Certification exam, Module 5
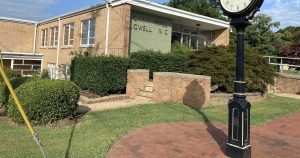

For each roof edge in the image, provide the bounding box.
[114,0,230,28]
[0,17,37,25]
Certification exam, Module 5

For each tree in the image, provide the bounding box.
[277,31,300,58]
[244,14,281,56]
[168,0,226,20]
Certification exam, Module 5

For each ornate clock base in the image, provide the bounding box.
[226,144,251,158]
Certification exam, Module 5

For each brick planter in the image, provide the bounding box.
[210,93,266,106]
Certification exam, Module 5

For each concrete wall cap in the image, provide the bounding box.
[153,72,211,79]
[277,73,300,80]
[127,69,149,72]
[211,92,263,97]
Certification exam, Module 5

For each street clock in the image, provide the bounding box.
[220,0,264,18]
[219,0,265,158]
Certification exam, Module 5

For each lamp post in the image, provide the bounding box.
[219,0,264,157]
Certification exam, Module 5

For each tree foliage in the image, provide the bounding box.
[187,46,276,92]
[276,26,300,58]
[168,0,226,20]
[244,14,281,56]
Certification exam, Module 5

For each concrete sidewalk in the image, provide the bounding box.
[77,96,156,113]
[274,93,300,100]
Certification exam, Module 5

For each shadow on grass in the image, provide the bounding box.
[65,106,91,158]
[65,119,77,158]
[192,107,227,154]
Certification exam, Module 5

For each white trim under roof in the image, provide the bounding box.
[37,0,229,29]
[0,17,37,25]
[1,52,43,60]
[112,0,230,28]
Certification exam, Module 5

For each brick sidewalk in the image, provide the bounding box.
[107,112,300,158]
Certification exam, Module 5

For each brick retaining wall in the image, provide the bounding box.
[210,93,266,106]
[126,69,150,98]
[126,69,211,108]
[276,74,300,94]
[153,72,211,108]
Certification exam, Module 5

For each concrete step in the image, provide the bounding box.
[144,85,153,92]
[138,90,153,98]
[144,81,154,92]
[145,82,153,87]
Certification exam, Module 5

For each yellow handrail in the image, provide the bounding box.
[0,50,46,158]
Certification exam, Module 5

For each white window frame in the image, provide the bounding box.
[49,27,58,47]
[171,24,213,50]
[63,23,74,47]
[41,29,48,48]
[80,18,95,47]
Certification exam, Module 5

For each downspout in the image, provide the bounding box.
[105,0,112,56]
[55,18,61,79]
[33,23,37,54]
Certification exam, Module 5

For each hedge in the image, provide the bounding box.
[0,77,29,108]
[187,45,276,92]
[71,56,130,96]
[7,80,80,125]
[0,68,24,109]
[130,51,188,78]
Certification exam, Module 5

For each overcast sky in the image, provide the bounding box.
[0,0,299,29]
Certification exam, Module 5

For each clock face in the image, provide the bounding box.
[220,0,254,13]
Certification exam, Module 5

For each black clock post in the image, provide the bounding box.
[219,0,264,158]
[226,17,252,158]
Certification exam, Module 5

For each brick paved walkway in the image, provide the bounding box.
[107,112,300,158]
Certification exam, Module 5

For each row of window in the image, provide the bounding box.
[41,18,96,48]
[171,24,213,50]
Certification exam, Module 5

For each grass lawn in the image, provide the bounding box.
[1,95,300,158]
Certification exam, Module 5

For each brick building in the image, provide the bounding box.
[0,0,230,77]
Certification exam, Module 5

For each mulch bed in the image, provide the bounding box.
[80,90,101,99]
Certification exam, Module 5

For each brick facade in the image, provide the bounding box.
[36,4,131,69]
[276,74,300,94]
[0,20,35,53]
[212,28,230,46]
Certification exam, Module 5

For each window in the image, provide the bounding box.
[41,29,48,47]
[171,24,213,50]
[63,23,74,46]
[50,27,58,47]
[81,18,95,46]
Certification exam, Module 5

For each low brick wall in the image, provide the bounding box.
[153,72,211,108]
[126,69,149,98]
[210,93,266,106]
[276,74,300,94]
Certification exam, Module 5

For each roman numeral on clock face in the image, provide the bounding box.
[221,0,253,13]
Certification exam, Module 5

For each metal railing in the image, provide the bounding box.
[264,56,300,73]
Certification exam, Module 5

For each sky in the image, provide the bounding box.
[0,0,299,29]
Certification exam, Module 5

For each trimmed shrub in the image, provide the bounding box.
[0,68,24,108]
[171,42,192,55]
[130,51,188,78]
[71,56,130,96]
[0,77,29,108]
[187,45,276,92]
[7,80,80,125]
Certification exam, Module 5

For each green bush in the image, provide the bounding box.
[171,42,192,55]
[130,51,188,78]
[0,77,29,108]
[7,80,80,125]
[71,56,130,96]
[0,67,21,82]
[187,45,276,92]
